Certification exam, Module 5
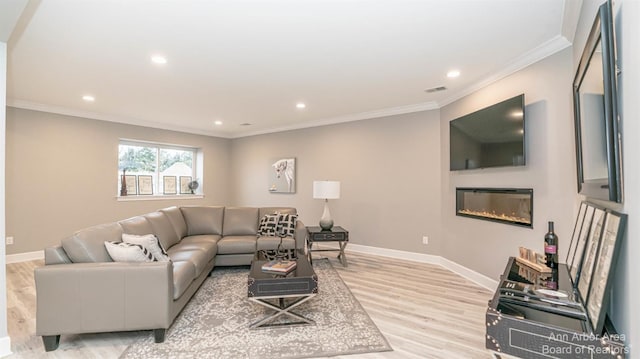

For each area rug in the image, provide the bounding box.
[120,259,392,358]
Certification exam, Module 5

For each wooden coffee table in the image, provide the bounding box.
[247,252,318,329]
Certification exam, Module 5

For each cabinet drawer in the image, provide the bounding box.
[312,233,346,241]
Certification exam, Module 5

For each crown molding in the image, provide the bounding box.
[6,99,234,138]
[437,35,572,108]
[230,101,439,138]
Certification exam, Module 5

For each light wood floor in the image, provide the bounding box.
[6,251,493,358]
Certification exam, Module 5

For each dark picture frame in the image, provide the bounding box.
[586,210,626,334]
[572,0,622,203]
[180,176,192,194]
[124,175,137,195]
[138,175,153,195]
[565,202,587,265]
[576,207,606,304]
[569,204,595,285]
[163,176,177,195]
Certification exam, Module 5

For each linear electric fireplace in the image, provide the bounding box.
[456,188,533,228]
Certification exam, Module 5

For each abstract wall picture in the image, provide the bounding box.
[269,158,296,193]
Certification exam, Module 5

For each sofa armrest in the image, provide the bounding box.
[35,261,173,336]
[294,220,308,250]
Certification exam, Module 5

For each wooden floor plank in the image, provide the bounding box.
[6,251,493,358]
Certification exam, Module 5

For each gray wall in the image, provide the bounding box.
[230,111,443,255]
[1,40,10,355]
[5,107,232,254]
[439,47,578,278]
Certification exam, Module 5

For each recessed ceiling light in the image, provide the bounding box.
[296,102,306,109]
[214,120,223,126]
[151,55,167,65]
[447,70,461,78]
[82,95,95,102]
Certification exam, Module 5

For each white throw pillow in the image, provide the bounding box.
[122,233,171,262]
[104,241,157,262]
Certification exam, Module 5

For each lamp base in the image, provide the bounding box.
[319,200,334,230]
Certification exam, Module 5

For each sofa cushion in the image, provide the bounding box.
[160,206,188,240]
[122,233,170,262]
[169,240,217,260]
[172,261,196,300]
[180,206,224,236]
[167,246,214,277]
[258,214,279,236]
[119,216,153,235]
[180,234,221,245]
[61,222,122,263]
[222,207,259,236]
[256,236,296,251]
[259,207,297,218]
[144,212,180,250]
[277,213,298,238]
[104,241,156,262]
[217,235,257,254]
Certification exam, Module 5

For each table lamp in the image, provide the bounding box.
[313,180,341,230]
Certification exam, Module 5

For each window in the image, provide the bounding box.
[118,140,199,197]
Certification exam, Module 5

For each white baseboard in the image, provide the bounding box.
[5,250,44,264]
[346,244,498,291]
[346,243,441,265]
[439,256,498,291]
[0,336,12,358]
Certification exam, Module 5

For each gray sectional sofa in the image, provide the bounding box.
[34,206,306,351]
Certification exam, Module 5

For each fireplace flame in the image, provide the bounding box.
[458,209,531,224]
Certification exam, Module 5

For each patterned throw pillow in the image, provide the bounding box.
[258,214,279,236]
[104,241,157,262]
[122,233,171,262]
[276,213,298,238]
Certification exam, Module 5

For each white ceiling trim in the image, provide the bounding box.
[231,101,439,138]
[7,99,229,138]
[437,35,572,108]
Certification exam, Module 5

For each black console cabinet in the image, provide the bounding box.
[486,257,627,358]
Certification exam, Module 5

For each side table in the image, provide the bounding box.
[306,226,349,267]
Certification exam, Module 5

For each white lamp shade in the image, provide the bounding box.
[313,181,341,199]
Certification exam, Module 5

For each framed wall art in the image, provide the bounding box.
[124,175,137,195]
[586,210,627,334]
[566,202,587,265]
[138,175,153,195]
[577,207,606,303]
[180,176,192,194]
[569,204,596,284]
[163,176,177,195]
[268,158,296,194]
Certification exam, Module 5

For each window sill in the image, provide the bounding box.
[116,194,204,202]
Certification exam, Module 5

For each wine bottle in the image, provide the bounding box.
[544,221,558,268]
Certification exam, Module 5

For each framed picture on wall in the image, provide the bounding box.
[138,175,153,195]
[569,204,596,285]
[180,176,192,194]
[566,202,588,265]
[163,176,177,195]
[124,175,137,195]
[586,210,627,334]
[577,207,606,303]
[268,158,296,193]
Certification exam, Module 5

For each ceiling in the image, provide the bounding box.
[5,0,578,138]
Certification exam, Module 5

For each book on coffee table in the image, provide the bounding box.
[261,260,297,274]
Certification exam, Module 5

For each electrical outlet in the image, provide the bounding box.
[6,237,14,245]
[422,236,429,245]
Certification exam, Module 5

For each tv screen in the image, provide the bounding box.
[449,94,525,171]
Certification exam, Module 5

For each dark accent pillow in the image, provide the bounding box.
[258,214,279,236]
[277,213,298,238]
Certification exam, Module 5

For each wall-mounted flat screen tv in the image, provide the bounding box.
[450,94,525,171]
